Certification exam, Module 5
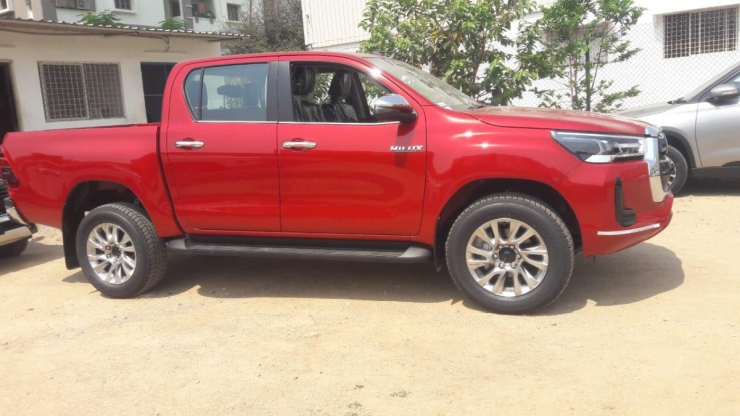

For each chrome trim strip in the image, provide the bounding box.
[597,223,660,236]
[195,120,278,124]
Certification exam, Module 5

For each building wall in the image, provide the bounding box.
[516,0,740,109]
[0,30,221,132]
[302,0,368,49]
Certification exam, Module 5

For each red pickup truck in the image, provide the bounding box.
[0,52,673,314]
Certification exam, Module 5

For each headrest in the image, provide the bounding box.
[243,83,259,106]
[329,71,353,100]
[217,84,244,98]
[291,66,316,96]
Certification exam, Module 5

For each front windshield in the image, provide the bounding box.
[367,57,480,111]
[680,62,740,102]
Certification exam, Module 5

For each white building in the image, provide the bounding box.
[301,0,740,109]
[0,18,240,137]
[0,0,252,33]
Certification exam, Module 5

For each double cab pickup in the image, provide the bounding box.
[0,52,673,314]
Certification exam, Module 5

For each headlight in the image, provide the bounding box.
[551,131,646,163]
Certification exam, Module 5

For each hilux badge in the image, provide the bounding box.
[390,145,424,152]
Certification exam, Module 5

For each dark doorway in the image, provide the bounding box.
[141,62,176,123]
[0,63,19,143]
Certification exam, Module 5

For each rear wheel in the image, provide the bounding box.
[446,194,574,314]
[665,145,689,194]
[76,203,167,298]
[0,238,29,259]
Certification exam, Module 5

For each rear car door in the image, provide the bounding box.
[163,58,281,232]
[695,73,740,167]
[276,57,427,236]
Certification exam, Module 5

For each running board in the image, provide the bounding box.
[166,238,433,263]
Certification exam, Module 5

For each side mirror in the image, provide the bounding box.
[707,83,740,100]
[374,94,417,124]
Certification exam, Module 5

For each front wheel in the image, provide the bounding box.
[446,194,574,314]
[76,203,167,298]
[665,145,689,194]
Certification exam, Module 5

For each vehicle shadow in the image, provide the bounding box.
[144,255,464,304]
[71,241,684,314]
[679,169,740,196]
[535,243,684,316]
[0,236,64,276]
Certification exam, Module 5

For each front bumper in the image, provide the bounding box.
[561,128,674,256]
[0,197,36,247]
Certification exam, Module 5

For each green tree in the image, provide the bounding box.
[77,10,121,26]
[359,0,555,106]
[160,18,185,30]
[223,0,306,54]
[534,0,644,112]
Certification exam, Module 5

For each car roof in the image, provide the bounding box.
[183,51,380,66]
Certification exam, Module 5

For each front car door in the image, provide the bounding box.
[163,58,281,232]
[695,72,740,167]
[276,56,427,236]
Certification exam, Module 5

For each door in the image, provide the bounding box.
[141,62,176,123]
[165,60,281,232]
[277,59,427,236]
[695,72,740,167]
[0,63,19,142]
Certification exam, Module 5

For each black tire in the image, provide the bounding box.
[666,145,689,195]
[76,203,167,298]
[0,238,29,258]
[446,194,574,314]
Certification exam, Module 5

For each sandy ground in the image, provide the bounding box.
[1,174,739,416]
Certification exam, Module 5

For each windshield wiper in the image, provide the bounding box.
[468,103,486,109]
[668,97,687,104]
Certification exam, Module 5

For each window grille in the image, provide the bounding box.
[39,63,125,122]
[665,7,738,58]
[54,0,95,10]
[114,0,131,10]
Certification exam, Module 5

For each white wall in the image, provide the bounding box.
[515,0,740,109]
[0,30,222,132]
[302,0,368,49]
[55,0,167,26]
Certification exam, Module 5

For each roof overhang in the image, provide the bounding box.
[0,18,245,42]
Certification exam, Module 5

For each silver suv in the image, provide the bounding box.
[619,63,740,193]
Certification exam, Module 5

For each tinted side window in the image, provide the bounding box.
[290,63,392,124]
[184,63,269,122]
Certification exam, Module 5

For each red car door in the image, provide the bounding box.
[276,57,427,236]
[164,58,281,232]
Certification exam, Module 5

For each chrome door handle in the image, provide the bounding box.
[282,141,317,150]
[174,140,205,149]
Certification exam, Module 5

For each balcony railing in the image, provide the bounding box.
[55,0,96,11]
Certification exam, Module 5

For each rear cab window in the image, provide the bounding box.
[184,63,269,122]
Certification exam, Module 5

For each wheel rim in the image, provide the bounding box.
[86,223,137,285]
[665,157,677,189]
[466,218,549,297]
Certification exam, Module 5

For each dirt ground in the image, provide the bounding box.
[1,174,739,416]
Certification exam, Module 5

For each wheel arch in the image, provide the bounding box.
[433,178,581,270]
[662,129,697,169]
[62,180,151,270]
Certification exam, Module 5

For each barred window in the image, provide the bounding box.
[227,4,240,21]
[39,63,125,122]
[665,7,738,59]
[114,0,131,10]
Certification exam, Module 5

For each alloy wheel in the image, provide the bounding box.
[466,218,549,297]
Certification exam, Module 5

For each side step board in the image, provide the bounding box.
[166,238,433,264]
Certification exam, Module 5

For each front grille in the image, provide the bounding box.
[0,180,8,215]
